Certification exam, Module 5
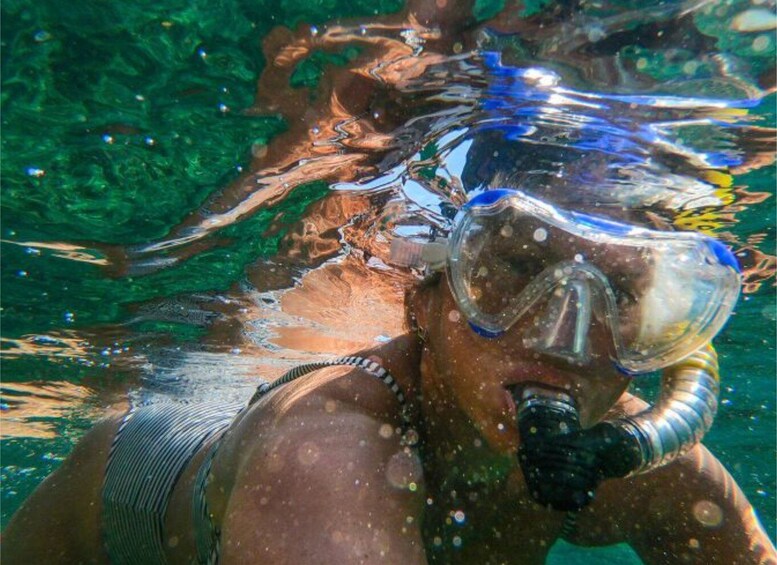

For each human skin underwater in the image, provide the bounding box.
[2,0,776,563]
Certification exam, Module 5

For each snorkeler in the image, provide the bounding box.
[5,0,776,563]
[5,186,776,564]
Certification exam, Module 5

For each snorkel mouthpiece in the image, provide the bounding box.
[515,344,721,511]
[516,388,641,511]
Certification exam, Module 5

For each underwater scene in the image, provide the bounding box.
[1,0,775,563]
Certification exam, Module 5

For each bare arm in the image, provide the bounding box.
[2,413,122,564]
[623,444,776,565]
[568,392,775,564]
[217,372,428,564]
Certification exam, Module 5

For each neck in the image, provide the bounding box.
[355,332,424,413]
[415,346,516,492]
[358,333,514,490]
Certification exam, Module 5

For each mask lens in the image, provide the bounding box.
[449,192,740,373]
[459,210,552,317]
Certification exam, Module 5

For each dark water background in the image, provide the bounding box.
[2,0,775,562]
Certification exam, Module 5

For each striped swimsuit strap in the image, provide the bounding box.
[193,439,225,565]
[102,400,242,565]
[249,355,417,444]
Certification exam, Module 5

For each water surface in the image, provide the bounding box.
[2,0,775,561]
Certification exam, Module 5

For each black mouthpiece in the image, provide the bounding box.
[514,388,641,512]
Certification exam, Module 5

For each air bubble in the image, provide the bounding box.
[683,61,699,75]
[379,423,394,438]
[731,9,777,32]
[693,500,723,527]
[752,35,770,52]
[297,442,321,466]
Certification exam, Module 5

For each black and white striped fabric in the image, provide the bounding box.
[192,437,227,565]
[103,400,243,565]
[102,356,412,564]
[249,356,414,434]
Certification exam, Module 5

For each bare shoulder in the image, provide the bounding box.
[214,366,427,564]
[3,404,128,564]
[217,364,412,470]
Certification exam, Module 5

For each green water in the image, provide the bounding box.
[1,0,775,562]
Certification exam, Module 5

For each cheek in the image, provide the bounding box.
[574,374,630,426]
[437,317,520,452]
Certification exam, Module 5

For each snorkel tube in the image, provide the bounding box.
[516,344,720,511]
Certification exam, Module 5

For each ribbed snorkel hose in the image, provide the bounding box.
[616,343,720,475]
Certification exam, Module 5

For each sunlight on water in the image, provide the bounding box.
[1,0,774,554]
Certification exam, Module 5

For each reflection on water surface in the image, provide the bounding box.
[1,0,774,546]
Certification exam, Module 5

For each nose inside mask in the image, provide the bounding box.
[522,277,594,365]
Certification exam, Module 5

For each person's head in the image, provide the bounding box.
[399,189,740,456]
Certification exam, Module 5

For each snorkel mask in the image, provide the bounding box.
[392,189,740,510]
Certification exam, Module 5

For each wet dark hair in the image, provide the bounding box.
[462,130,664,229]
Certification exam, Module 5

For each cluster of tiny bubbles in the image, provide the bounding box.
[100,344,129,356]
[402,427,419,446]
